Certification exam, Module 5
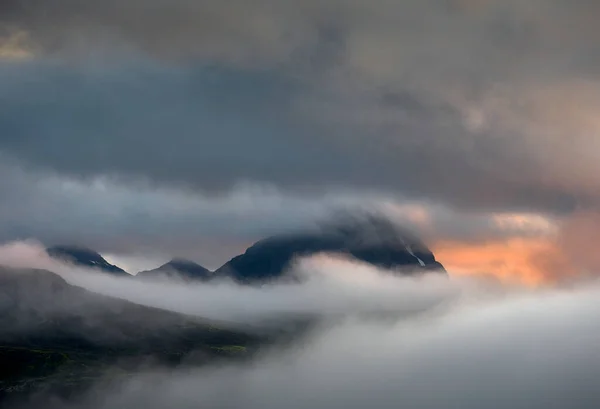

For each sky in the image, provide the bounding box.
[1,0,600,283]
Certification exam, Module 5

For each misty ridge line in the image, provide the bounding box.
[0,218,596,409]
[42,211,447,280]
[2,241,600,408]
[0,240,455,324]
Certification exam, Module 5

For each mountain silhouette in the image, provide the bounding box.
[46,245,129,276]
[215,214,445,283]
[47,215,445,284]
[137,259,211,281]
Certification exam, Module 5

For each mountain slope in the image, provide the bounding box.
[46,246,129,276]
[215,215,445,283]
[137,259,211,281]
[0,266,260,399]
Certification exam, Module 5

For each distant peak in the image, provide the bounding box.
[215,213,445,283]
[46,245,129,276]
[165,258,203,267]
[137,258,211,281]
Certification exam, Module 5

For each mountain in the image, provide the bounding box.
[0,266,261,400]
[46,215,444,285]
[46,245,129,276]
[137,258,212,281]
[215,215,446,283]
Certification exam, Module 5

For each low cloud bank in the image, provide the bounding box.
[71,285,600,409]
[0,240,456,323]
[2,240,599,409]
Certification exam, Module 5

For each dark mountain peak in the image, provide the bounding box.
[215,213,445,284]
[46,245,129,276]
[320,212,426,250]
[164,258,207,270]
[137,258,211,281]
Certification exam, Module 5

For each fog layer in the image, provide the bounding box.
[1,240,599,409]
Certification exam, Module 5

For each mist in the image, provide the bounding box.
[2,240,599,408]
[64,284,600,409]
[0,240,456,323]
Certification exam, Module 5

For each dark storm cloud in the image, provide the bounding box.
[4,0,600,83]
[0,57,586,215]
[0,60,391,190]
[0,161,376,265]
[0,0,599,247]
[0,159,560,267]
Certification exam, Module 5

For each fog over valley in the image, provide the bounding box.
[1,241,600,408]
[2,0,600,407]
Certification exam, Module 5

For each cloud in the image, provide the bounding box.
[0,160,568,271]
[2,0,600,282]
[3,240,600,409]
[432,209,600,285]
[3,2,600,404]
[433,238,568,286]
[0,29,32,60]
[78,286,600,409]
[1,0,599,215]
[0,161,399,266]
[4,0,600,77]
[0,56,588,213]
[553,210,600,279]
[99,284,600,409]
[0,240,456,323]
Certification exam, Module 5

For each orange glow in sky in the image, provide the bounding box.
[433,238,570,287]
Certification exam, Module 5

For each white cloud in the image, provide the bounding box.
[92,287,600,409]
[0,241,456,323]
[3,238,599,409]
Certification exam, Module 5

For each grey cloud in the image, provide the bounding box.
[0,161,560,265]
[0,162,380,266]
[1,0,599,218]
[0,242,457,322]
[4,246,600,409]
[0,60,392,191]
[410,204,558,245]
[0,58,585,215]
[93,292,600,409]
[109,287,600,409]
[4,0,600,77]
